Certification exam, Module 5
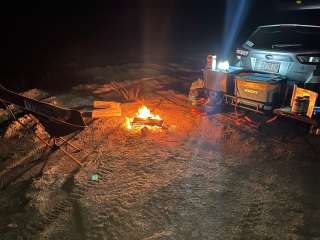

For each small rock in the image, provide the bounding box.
[8,223,18,228]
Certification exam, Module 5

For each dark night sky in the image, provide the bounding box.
[0,0,319,89]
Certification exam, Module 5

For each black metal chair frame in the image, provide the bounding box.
[0,85,88,166]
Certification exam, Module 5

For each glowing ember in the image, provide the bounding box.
[125,105,163,130]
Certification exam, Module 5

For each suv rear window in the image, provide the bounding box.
[246,26,320,51]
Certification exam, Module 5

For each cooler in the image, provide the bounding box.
[234,73,285,110]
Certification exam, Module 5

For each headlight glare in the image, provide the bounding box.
[217,61,230,71]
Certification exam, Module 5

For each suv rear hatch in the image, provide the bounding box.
[238,25,320,81]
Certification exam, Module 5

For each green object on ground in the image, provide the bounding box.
[91,174,99,181]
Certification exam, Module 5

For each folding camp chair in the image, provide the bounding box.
[0,84,88,166]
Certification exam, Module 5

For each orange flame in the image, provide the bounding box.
[125,105,162,130]
[136,105,161,120]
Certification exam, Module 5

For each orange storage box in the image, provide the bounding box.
[234,73,285,109]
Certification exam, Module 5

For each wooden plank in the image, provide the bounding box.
[92,101,122,118]
[273,107,318,126]
[93,101,120,109]
[92,109,122,118]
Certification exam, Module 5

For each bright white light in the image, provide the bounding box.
[212,55,217,70]
[217,61,229,71]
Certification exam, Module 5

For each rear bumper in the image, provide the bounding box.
[238,55,316,82]
[204,68,287,113]
[224,94,273,114]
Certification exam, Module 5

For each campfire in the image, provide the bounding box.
[125,105,163,130]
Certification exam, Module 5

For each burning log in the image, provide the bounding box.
[125,105,163,129]
[132,117,163,127]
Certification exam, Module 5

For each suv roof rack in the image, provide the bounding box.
[258,24,320,28]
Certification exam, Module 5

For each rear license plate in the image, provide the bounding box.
[258,61,280,73]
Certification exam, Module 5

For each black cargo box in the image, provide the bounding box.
[234,73,286,110]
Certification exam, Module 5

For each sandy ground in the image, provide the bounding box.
[0,63,320,240]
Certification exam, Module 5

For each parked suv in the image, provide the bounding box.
[235,24,320,83]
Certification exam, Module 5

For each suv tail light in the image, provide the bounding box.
[236,48,249,56]
[297,54,320,64]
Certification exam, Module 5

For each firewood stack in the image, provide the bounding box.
[92,101,122,118]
